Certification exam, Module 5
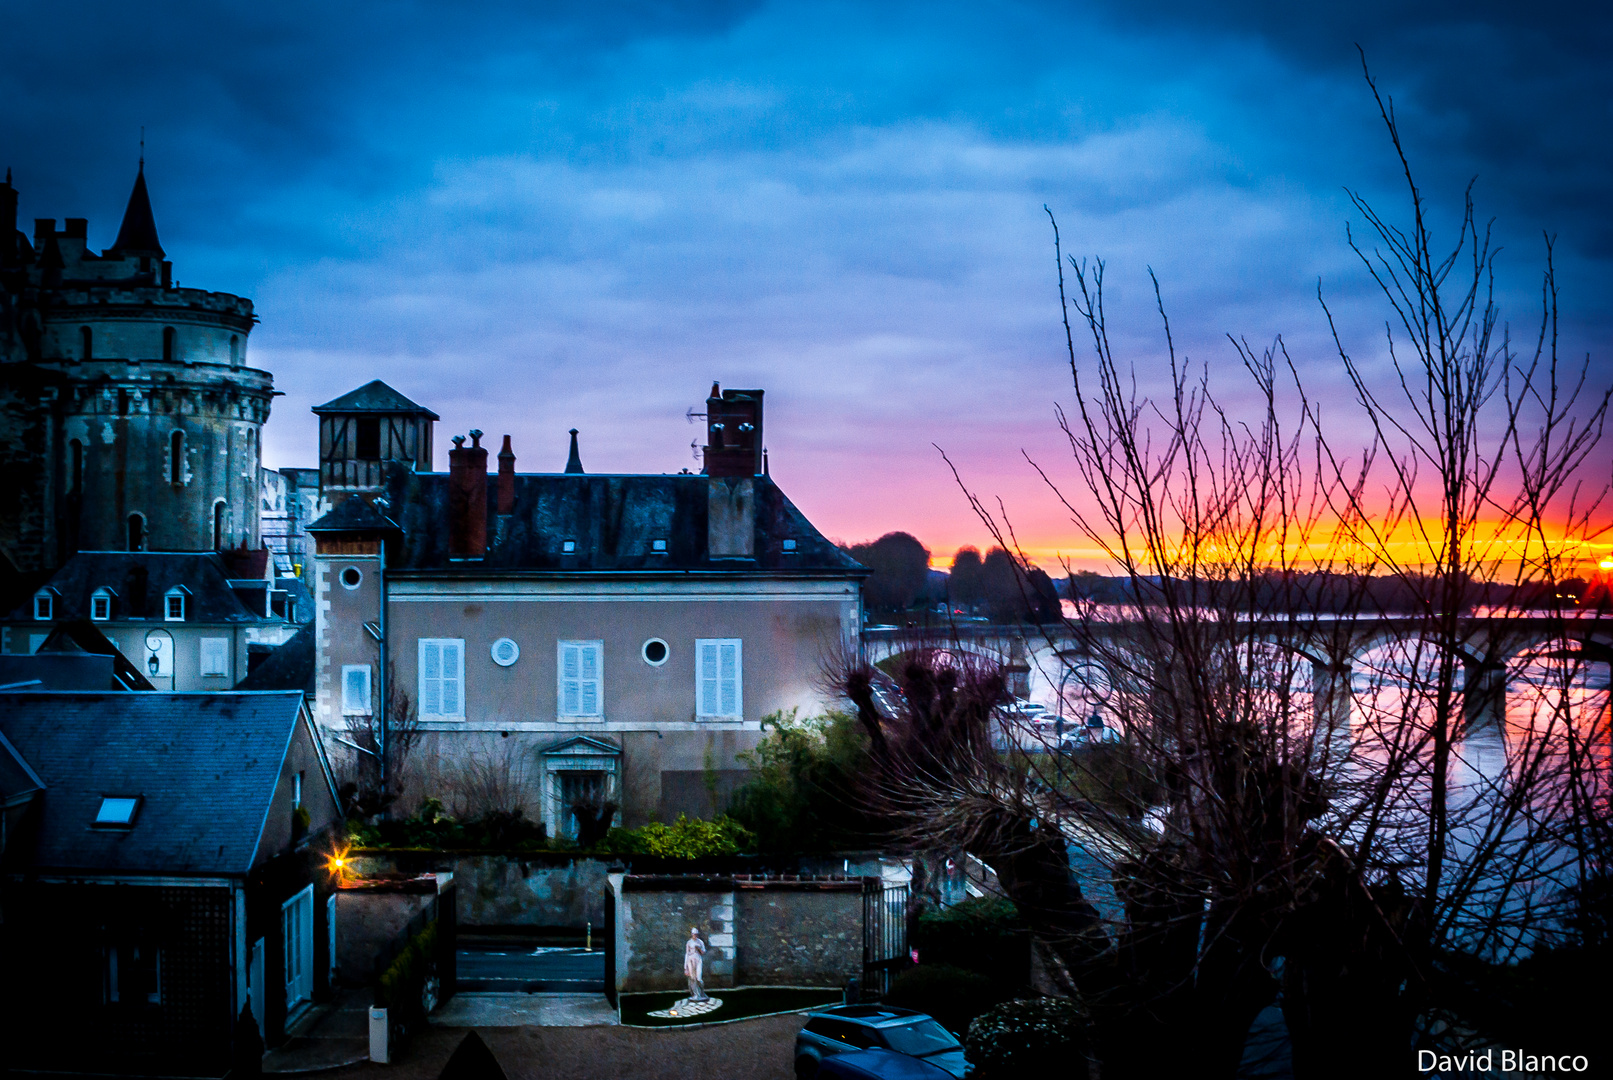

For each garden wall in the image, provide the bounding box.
[609,873,867,994]
[350,851,887,930]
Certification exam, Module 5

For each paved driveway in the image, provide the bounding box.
[321,1012,808,1080]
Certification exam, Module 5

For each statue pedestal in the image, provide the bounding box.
[647,996,724,1019]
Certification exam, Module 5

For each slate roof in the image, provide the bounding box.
[0,729,44,806]
[6,552,292,624]
[313,466,867,576]
[32,620,157,689]
[235,623,315,695]
[0,652,125,691]
[312,379,439,418]
[109,163,164,257]
[0,691,308,875]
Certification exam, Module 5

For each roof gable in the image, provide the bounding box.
[0,691,308,875]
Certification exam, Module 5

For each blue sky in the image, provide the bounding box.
[5,1,1608,564]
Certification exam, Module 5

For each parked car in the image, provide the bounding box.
[796,1005,971,1078]
[815,1049,956,1079]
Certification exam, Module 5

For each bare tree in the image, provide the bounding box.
[333,660,423,820]
[841,61,1609,1080]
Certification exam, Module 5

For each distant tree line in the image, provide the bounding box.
[840,533,1059,622]
[845,537,1609,621]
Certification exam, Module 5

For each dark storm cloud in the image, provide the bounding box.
[1092,0,1613,253]
[3,2,1606,560]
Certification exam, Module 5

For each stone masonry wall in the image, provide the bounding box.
[618,884,737,993]
[351,853,610,929]
[611,876,866,994]
[736,884,862,987]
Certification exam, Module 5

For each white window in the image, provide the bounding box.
[696,638,742,718]
[164,587,187,622]
[200,637,230,677]
[418,638,464,719]
[341,664,373,715]
[91,587,114,621]
[32,590,53,621]
[557,640,603,718]
[282,885,313,1009]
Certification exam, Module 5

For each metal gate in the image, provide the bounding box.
[862,882,909,999]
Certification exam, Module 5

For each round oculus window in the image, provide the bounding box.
[491,637,520,667]
[339,567,363,590]
[641,638,669,666]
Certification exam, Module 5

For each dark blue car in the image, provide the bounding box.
[795,1005,970,1078]
[815,1049,956,1079]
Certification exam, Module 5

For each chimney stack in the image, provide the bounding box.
[702,384,764,478]
[449,430,488,560]
[564,429,585,474]
[497,434,516,515]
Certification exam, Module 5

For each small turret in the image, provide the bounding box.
[108,162,164,259]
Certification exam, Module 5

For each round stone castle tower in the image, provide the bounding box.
[0,163,272,576]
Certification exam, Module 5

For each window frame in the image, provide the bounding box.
[695,638,743,719]
[90,587,114,622]
[341,664,373,716]
[557,639,604,719]
[163,587,188,622]
[32,589,53,621]
[417,638,465,720]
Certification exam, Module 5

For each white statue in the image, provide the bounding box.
[684,926,708,1001]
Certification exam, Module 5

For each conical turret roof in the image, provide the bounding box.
[109,163,164,257]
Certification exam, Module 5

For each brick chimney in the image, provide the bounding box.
[702,383,764,478]
[497,434,516,514]
[449,430,488,560]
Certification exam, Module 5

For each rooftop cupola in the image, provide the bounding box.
[108,161,164,259]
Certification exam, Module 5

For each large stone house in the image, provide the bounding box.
[308,381,866,836]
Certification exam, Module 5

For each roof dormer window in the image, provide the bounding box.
[164,587,189,622]
[33,589,55,621]
[91,587,116,622]
[94,796,141,828]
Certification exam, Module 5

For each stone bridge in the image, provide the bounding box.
[862,614,1613,729]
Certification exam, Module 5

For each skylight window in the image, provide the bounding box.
[95,796,141,827]
[652,539,667,553]
[782,539,797,552]
[562,540,576,553]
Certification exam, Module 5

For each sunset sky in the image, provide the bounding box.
[5,2,1608,570]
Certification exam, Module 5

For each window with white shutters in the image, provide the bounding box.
[557,640,603,718]
[341,664,372,715]
[418,639,465,719]
[199,637,230,677]
[696,638,742,718]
